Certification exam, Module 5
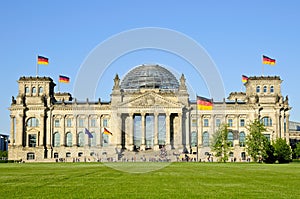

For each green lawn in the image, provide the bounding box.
[0,162,299,198]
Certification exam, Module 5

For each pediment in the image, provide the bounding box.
[119,92,183,108]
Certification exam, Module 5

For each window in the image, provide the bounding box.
[91,119,96,127]
[192,119,197,127]
[202,131,209,147]
[27,117,39,127]
[215,118,221,127]
[228,119,233,127]
[264,134,270,142]
[53,132,60,147]
[54,153,59,158]
[103,134,109,146]
[261,117,272,126]
[229,152,234,158]
[191,131,197,147]
[263,86,267,93]
[103,118,108,127]
[240,119,245,127]
[77,132,84,147]
[27,152,35,160]
[256,86,260,93]
[203,119,209,127]
[78,152,83,157]
[66,119,72,127]
[270,86,274,93]
[228,132,234,147]
[66,132,72,147]
[32,87,36,94]
[25,86,29,94]
[28,134,36,147]
[79,119,84,127]
[241,152,246,160]
[66,152,71,157]
[54,119,60,127]
[91,133,96,147]
[239,132,245,147]
[38,87,43,94]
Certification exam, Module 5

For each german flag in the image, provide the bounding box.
[242,75,249,83]
[262,55,276,65]
[103,128,112,135]
[197,96,213,110]
[37,55,49,65]
[59,75,70,83]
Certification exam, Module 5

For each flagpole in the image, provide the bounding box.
[57,77,60,93]
[196,94,199,162]
[36,55,39,77]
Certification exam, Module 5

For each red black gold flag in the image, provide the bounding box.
[197,96,213,110]
[262,55,276,65]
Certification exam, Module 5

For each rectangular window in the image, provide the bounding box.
[91,119,96,127]
[216,119,221,127]
[54,119,60,127]
[203,119,209,127]
[264,134,270,142]
[103,118,108,127]
[79,119,84,127]
[240,119,245,127]
[228,119,233,127]
[192,119,197,127]
[66,119,72,127]
[28,134,36,147]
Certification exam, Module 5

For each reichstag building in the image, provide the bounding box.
[8,64,291,162]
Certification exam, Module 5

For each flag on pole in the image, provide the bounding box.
[103,128,112,135]
[242,75,249,83]
[37,55,49,65]
[59,75,70,83]
[197,96,213,110]
[262,55,276,65]
[85,128,93,138]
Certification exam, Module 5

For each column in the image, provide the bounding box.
[285,113,290,144]
[128,113,134,150]
[61,115,66,146]
[177,113,182,148]
[165,112,171,149]
[116,113,122,148]
[10,115,15,145]
[39,114,44,147]
[140,113,146,150]
[275,111,279,139]
[72,115,78,146]
[154,112,159,150]
[97,115,102,147]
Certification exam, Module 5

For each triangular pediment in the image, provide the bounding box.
[119,92,183,108]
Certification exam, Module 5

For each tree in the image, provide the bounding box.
[246,119,267,162]
[293,142,300,159]
[262,142,276,164]
[273,138,292,163]
[211,124,231,162]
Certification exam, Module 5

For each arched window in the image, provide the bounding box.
[53,132,60,147]
[202,131,209,147]
[66,152,71,157]
[54,153,59,158]
[261,117,272,126]
[39,87,43,94]
[25,86,29,94]
[228,132,234,147]
[90,132,96,147]
[270,85,274,93]
[32,87,36,94]
[256,86,260,93]
[239,132,246,147]
[191,131,197,147]
[66,132,72,147]
[27,117,39,127]
[241,152,246,160]
[77,131,84,147]
[263,86,267,93]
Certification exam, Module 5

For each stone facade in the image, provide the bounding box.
[8,65,291,162]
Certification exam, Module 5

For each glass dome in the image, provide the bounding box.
[120,64,179,91]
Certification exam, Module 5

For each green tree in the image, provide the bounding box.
[211,124,231,162]
[273,138,292,163]
[263,142,276,164]
[246,119,267,162]
[293,142,300,159]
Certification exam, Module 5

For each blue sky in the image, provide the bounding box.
[1,1,299,135]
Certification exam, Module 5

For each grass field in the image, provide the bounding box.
[0,162,299,198]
